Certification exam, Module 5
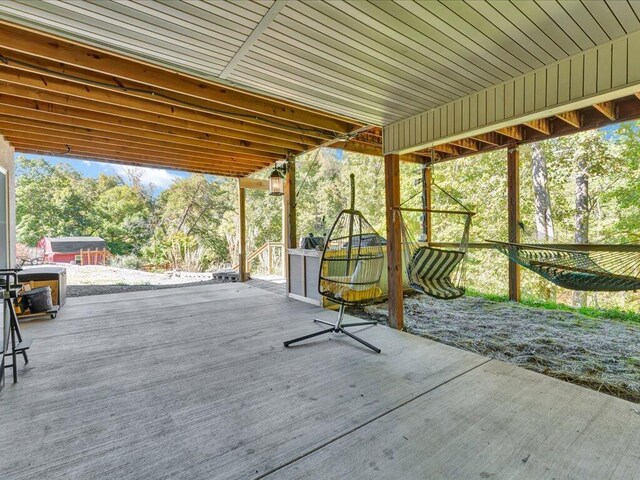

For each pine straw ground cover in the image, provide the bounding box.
[361,295,640,403]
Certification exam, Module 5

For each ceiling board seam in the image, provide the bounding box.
[218,0,285,80]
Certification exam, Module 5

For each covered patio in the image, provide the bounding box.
[1,2,640,478]
[1,281,638,479]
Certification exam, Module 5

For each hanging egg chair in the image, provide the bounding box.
[284,174,384,353]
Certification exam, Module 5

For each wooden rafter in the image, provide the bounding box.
[0,95,295,161]
[0,19,385,177]
[430,143,459,155]
[555,110,582,129]
[326,140,382,157]
[2,51,340,142]
[0,85,296,155]
[0,112,280,162]
[449,138,479,151]
[12,144,257,176]
[401,95,640,166]
[3,128,271,170]
[0,116,278,163]
[496,126,524,141]
[593,101,617,121]
[8,134,266,170]
[0,64,323,148]
[10,140,261,175]
[470,132,503,146]
[523,118,552,135]
[0,21,358,134]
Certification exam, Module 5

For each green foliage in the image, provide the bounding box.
[93,185,153,254]
[16,157,153,254]
[109,254,144,270]
[16,158,96,245]
[15,157,232,271]
[142,175,232,270]
[14,120,640,315]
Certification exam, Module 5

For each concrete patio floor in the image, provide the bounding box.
[0,282,638,479]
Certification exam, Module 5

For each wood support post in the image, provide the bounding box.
[283,159,296,291]
[385,153,403,330]
[507,145,521,302]
[284,160,296,249]
[238,181,247,282]
[421,163,432,243]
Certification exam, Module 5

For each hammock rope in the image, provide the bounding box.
[491,240,640,292]
[395,161,475,300]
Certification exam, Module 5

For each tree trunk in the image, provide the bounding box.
[573,156,589,307]
[531,143,555,300]
[531,143,554,241]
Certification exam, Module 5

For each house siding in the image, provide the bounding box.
[384,31,640,154]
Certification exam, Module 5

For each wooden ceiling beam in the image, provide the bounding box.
[0,127,271,170]
[523,118,552,135]
[2,51,339,142]
[555,110,582,129]
[432,143,459,155]
[0,21,360,134]
[7,136,268,174]
[449,138,479,151]
[495,125,524,141]
[0,96,288,159]
[0,84,299,155]
[12,146,257,177]
[9,139,261,176]
[0,65,323,148]
[593,101,617,121]
[0,111,281,162]
[469,132,504,146]
[238,178,269,190]
[0,116,278,163]
[15,147,252,177]
[325,140,382,157]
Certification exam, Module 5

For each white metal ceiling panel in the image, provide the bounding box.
[0,0,638,126]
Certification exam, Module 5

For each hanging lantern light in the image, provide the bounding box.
[269,163,285,196]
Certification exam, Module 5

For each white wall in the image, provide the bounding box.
[0,135,16,268]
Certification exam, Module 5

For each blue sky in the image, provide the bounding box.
[18,153,190,193]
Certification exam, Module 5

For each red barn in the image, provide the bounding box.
[37,236,109,265]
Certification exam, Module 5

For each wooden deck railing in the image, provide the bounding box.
[233,242,285,276]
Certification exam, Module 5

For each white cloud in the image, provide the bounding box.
[110,164,178,189]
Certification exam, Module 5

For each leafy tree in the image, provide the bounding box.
[93,185,153,255]
[16,157,95,245]
[143,175,232,270]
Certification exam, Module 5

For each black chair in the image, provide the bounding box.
[1,268,32,386]
[284,175,384,353]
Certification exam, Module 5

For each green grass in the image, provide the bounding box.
[465,288,640,325]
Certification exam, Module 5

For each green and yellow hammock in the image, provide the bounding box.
[490,240,640,292]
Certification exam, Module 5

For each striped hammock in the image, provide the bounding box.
[398,208,473,300]
[407,247,465,299]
